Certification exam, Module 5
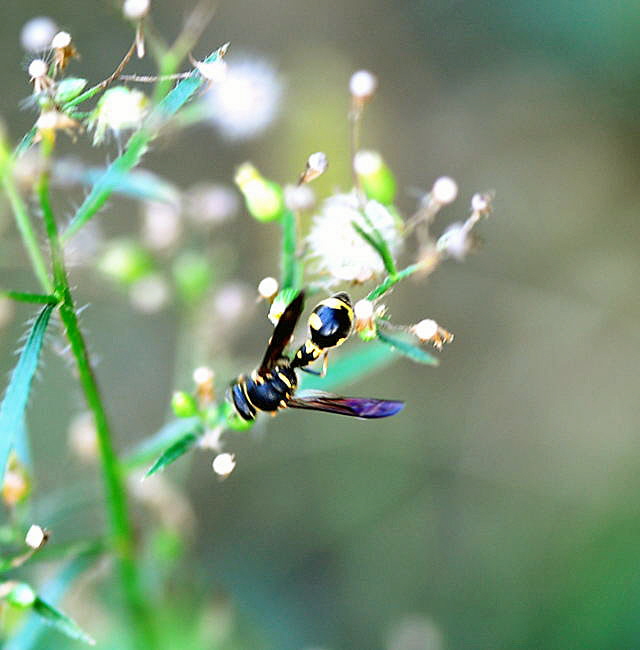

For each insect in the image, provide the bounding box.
[292,291,354,375]
[228,291,404,421]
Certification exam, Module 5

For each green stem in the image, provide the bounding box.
[281,209,302,291]
[0,290,58,304]
[37,142,153,648]
[0,175,53,293]
[366,262,424,301]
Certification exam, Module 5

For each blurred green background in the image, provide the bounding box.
[2,0,640,648]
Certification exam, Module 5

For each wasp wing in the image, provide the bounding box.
[259,290,305,372]
[287,390,404,418]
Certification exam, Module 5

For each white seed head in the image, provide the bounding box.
[354,299,374,321]
[431,176,458,205]
[28,59,48,79]
[193,366,214,387]
[25,524,46,549]
[212,452,236,478]
[284,184,315,211]
[413,318,439,341]
[471,192,492,214]
[129,274,170,313]
[123,0,150,20]
[142,201,182,250]
[185,183,239,226]
[205,57,283,140]
[258,276,279,300]
[51,31,71,49]
[353,150,382,175]
[437,222,470,260]
[350,70,378,99]
[308,151,328,173]
[21,16,58,52]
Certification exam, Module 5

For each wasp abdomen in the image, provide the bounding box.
[230,363,298,421]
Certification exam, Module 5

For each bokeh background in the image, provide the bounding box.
[2,0,640,648]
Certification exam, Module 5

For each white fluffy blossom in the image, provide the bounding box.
[90,86,148,145]
[20,17,57,52]
[306,192,401,283]
[204,56,283,140]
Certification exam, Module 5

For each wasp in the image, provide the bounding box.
[229,291,403,421]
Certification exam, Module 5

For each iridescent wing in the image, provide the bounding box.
[259,291,305,372]
[287,390,404,419]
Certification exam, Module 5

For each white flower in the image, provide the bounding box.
[257,276,279,300]
[204,56,283,140]
[20,17,57,52]
[431,176,458,205]
[25,525,46,550]
[307,192,401,283]
[212,453,236,478]
[91,86,148,145]
[350,70,377,100]
[123,0,150,20]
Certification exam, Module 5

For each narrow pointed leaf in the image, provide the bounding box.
[144,430,199,478]
[351,220,397,276]
[375,326,439,366]
[301,341,398,391]
[62,43,228,242]
[0,304,54,483]
[280,209,302,291]
[122,417,201,471]
[32,597,95,645]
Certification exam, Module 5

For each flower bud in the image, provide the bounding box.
[28,58,48,80]
[172,252,213,305]
[25,525,47,550]
[171,391,199,418]
[298,151,328,185]
[212,453,236,479]
[123,0,150,20]
[193,366,215,406]
[350,70,377,102]
[436,222,471,261]
[99,239,154,285]
[235,163,285,222]
[431,176,458,205]
[354,150,396,204]
[54,77,87,103]
[411,318,454,350]
[257,276,279,301]
[6,582,36,608]
[51,31,78,73]
[354,298,377,341]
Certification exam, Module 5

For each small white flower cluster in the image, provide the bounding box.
[306,192,401,284]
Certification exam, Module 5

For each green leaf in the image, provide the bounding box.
[122,417,202,471]
[54,78,88,104]
[0,304,54,484]
[144,430,199,478]
[61,43,228,242]
[0,290,58,305]
[32,597,95,645]
[375,326,439,366]
[6,548,100,650]
[57,163,180,206]
[301,341,399,391]
[351,220,397,277]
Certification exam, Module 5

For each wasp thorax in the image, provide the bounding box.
[308,292,353,349]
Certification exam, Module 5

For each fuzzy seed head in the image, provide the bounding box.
[193,366,214,387]
[353,150,382,175]
[91,86,148,144]
[28,58,48,79]
[25,525,46,550]
[212,453,236,478]
[413,318,439,341]
[21,16,58,52]
[350,70,377,99]
[284,184,316,212]
[51,31,71,49]
[258,276,279,300]
[431,176,458,205]
[437,222,470,260]
[471,191,492,215]
[123,0,150,20]
[307,193,401,284]
[194,58,228,83]
[354,299,374,321]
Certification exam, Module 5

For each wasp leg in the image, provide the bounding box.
[320,352,329,378]
[300,366,322,376]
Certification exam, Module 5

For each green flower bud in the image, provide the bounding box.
[54,78,87,103]
[171,391,199,418]
[235,163,284,222]
[354,150,396,205]
[221,401,253,431]
[7,583,36,608]
[98,239,154,286]
[172,252,213,305]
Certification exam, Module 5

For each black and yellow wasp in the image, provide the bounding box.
[228,291,404,421]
